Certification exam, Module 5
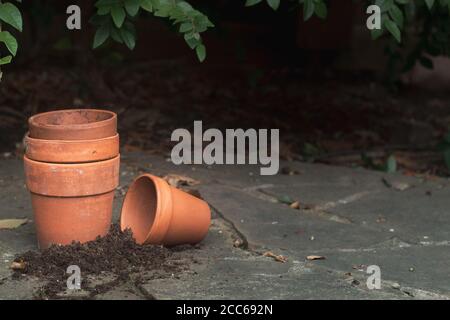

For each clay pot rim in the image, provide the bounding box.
[120,174,173,244]
[24,133,120,163]
[24,153,120,168]
[25,132,119,145]
[24,154,120,197]
[29,109,117,130]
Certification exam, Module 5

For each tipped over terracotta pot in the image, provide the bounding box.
[24,155,120,249]
[120,174,211,246]
[28,109,117,140]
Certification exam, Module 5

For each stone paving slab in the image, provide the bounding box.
[317,245,450,299]
[140,219,407,300]
[199,184,394,253]
[1,153,449,299]
[327,185,450,244]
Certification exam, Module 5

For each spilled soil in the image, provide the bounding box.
[12,224,194,299]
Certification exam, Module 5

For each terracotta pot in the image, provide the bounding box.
[120,174,211,246]
[28,109,117,140]
[31,192,114,250]
[24,155,120,249]
[25,133,119,163]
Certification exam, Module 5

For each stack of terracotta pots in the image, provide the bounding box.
[24,109,120,249]
[24,109,211,250]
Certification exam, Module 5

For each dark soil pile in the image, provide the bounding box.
[12,224,190,299]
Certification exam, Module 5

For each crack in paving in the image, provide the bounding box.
[209,204,250,251]
[254,187,354,225]
[134,283,156,300]
[209,204,292,263]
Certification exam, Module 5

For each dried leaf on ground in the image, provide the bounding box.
[10,261,26,270]
[289,201,300,209]
[263,251,288,263]
[376,216,387,223]
[162,174,200,188]
[306,255,326,261]
[0,218,29,229]
[352,264,367,271]
[280,166,300,175]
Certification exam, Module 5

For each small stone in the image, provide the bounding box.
[409,267,415,272]
[376,216,386,223]
[391,282,401,289]
[233,239,243,248]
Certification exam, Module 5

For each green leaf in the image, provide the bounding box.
[443,149,450,170]
[314,1,327,19]
[266,0,280,10]
[184,34,199,49]
[385,155,397,173]
[303,0,315,21]
[109,25,123,43]
[277,194,295,205]
[376,0,393,12]
[0,2,23,31]
[125,0,140,16]
[111,6,126,28]
[120,28,136,50]
[384,19,401,42]
[97,6,111,15]
[140,0,154,12]
[371,28,384,40]
[0,31,18,56]
[424,0,435,9]
[389,4,404,28]
[179,22,192,33]
[93,24,110,48]
[245,0,263,6]
[0,55,12,65]
[302,142,321,159]
[96,0,121,8]
[196,44,206,62]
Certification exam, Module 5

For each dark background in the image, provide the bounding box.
[0,0,449,176]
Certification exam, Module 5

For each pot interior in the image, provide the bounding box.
[121,176,157,244]
[33,110,114,127]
